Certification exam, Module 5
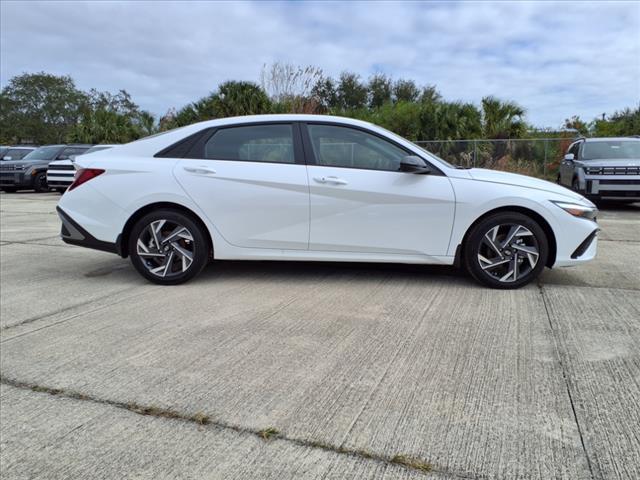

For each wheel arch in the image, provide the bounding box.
[118,202,213,259]
[455,206,557,268]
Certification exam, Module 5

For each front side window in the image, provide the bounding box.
[4,148,32,160]
[307,124,407,171]
[568,143,580,158]
[204,124,294,164]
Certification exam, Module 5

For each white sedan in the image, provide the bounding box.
[57,115,598,288]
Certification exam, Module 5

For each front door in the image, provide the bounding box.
[304,123,455,256]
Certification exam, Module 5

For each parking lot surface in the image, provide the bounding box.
[1,192,639,480]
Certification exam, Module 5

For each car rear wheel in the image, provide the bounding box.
[33,172,48,193]
[128,210,210,285]
[464,212,548,289]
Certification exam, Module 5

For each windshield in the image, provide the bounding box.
[582,141,640,160]
[22,146,61,161]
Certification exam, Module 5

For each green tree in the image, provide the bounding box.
[67,88,155,143]
[0,72,86,144]
[419,101,482,140]
[481,96,526,139]
[393,79,420,103]
[563,115,589,135]
[210,81,272,118]
[311,77,339,111]
[592,106,640,136]
[367,74,392,108]
[336,72,368,110]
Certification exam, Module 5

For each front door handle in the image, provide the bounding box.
[314,176,348,186]
[184,166,217,175]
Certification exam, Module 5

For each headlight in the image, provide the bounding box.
[551,201,598,220]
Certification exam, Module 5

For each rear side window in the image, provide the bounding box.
[204,124,294,164]
[60,147,90,159]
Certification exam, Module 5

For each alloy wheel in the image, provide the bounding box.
[136,219,195,278]
[477,223,540,283]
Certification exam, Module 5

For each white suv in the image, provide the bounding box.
[47,145,116,192]
[57,115,598,288]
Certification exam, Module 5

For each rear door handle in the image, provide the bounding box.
[183,166,217,175]
[313,176,348,186]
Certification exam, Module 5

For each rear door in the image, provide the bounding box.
[173,123,310,250]
[303,123,455,256]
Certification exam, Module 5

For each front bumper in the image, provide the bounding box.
[583,174,640,200]
[0,170,32,188]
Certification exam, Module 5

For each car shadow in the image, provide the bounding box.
[197,259,474,287]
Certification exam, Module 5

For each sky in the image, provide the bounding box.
[1,0,639,129]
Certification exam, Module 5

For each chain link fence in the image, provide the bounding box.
[414,138,578,180]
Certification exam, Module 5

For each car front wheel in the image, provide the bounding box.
[464,212,548,289]
[33,172,48,193]
[128,209,210,285]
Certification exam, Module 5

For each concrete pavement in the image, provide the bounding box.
[1,192,638,479]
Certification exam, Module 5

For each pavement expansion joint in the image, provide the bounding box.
[0,375,479,479]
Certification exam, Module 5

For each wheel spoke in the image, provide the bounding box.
[171,242,193,272]
[163,226,192,244]
[483,229,504,258]
[162,251,175,277]
[150,220,166,247]
[478,255,512,270]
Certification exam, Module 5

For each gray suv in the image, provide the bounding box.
[558,137,640,203]
[0,144,91,193]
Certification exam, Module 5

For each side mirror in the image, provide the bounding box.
[564,153,575,162]
[399,155,431,174]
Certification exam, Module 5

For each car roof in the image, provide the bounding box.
[5,146,36,150]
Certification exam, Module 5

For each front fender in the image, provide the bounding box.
[446,178,565,257]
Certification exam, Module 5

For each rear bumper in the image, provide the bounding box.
[57,206,119,255]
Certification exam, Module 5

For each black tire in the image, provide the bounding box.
[571,177,581,193]
[128,209,210,285]
[1,187,17,193]
[33,172,48,193]
[464,212,549,289]
[56,188,66,194]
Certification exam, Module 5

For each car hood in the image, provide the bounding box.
[467,168,585,201]
[48,159,74,167]
[576,158,640,168]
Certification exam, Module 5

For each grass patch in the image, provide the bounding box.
[258,427,280,440]
[192,412,211,425]
[390,454,432,472]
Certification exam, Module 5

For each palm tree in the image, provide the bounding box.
[481,96,526,139]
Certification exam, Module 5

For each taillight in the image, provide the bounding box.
[68,168,105,191]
